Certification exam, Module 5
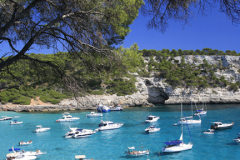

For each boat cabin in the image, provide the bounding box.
[163,140,182,148]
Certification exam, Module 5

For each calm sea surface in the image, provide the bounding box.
[1,104,240,160]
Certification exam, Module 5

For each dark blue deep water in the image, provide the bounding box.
[1,104,240,160]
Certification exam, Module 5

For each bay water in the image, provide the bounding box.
[0,104,240,160]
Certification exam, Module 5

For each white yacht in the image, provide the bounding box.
[178,116,201,124]
[210,122,234,130]
[86,112,103,118]
[97,104,110,113]
[162,104,193,153]
[10,120,23,125]
[109,104,123,111]
[145,126,160,133]
[233,134,240,142]
[22,149,46,157]
[72,129,97,138]
[34,125,51,133]
[65,127,79,138]
[145,115,160,122]
[6,148,37,160]
[0,116,13,121]
[96,120,123,131]
[125,145,149,156]
[56,112,80,122]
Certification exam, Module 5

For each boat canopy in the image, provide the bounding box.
[9,148,21,151]
[197,110,203,112]
[163,140,182,146]
[75,155,86,159]
[184,116,193,119]
[128,146,135,150]
[212,122,222,124]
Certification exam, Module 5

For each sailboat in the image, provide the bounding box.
[194,101,207,116]
[178,93,201,124]
[162,104,193,152]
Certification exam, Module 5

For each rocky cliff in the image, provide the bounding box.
[2,55,240,112]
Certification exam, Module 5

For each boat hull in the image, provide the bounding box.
[19,142,32,146]
[10,121,23,125]
[211,123,234,130]
[86,114,103,117]
[126,150,149,156]
[162,143,193,153]
[97,109,110,113]
[233,138,240,142]
[34,128,51,132]
[178,119,201,124]
[97,124,123,131]
[145,128,160,133]
[56,118,80,122]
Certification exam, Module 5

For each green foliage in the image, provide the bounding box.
[106,78,137,96]
[229,83,239,91]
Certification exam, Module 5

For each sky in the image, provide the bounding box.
[1,6,240,56]
[117,8,240,53]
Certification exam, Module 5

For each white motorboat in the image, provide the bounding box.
[211,121,234,130]
[22,149,46,157]
[97,104,110,113]
[109,104,123,111]
[56,112,80,122]
[6,148,37,160]
[6,152,37,160]
[233,134,240,142]
[86,112,103,118]
[178,116,201,124]
[72,129,97,138]
[96,120,123,131]
[34,125,51,132]
[145,115,160,123]
[65,127,80,138]
[19,140,32,146]
[204,129,214,134]
[125,146,150,156]
[162,104,193,153]
[10,120,23,125]
[145,126,160,133]
[0,116,13,121]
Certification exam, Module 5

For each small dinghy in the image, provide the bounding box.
[10,120,23,125]
[19,140,32,146]
[204,129,214,134]
[233,133,240,142]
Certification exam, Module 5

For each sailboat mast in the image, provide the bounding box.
[191,91,193,118]
[181,103,183,143]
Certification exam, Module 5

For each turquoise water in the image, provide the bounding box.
[1,104,240,160]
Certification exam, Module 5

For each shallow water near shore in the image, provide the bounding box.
[1,103,240,160]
